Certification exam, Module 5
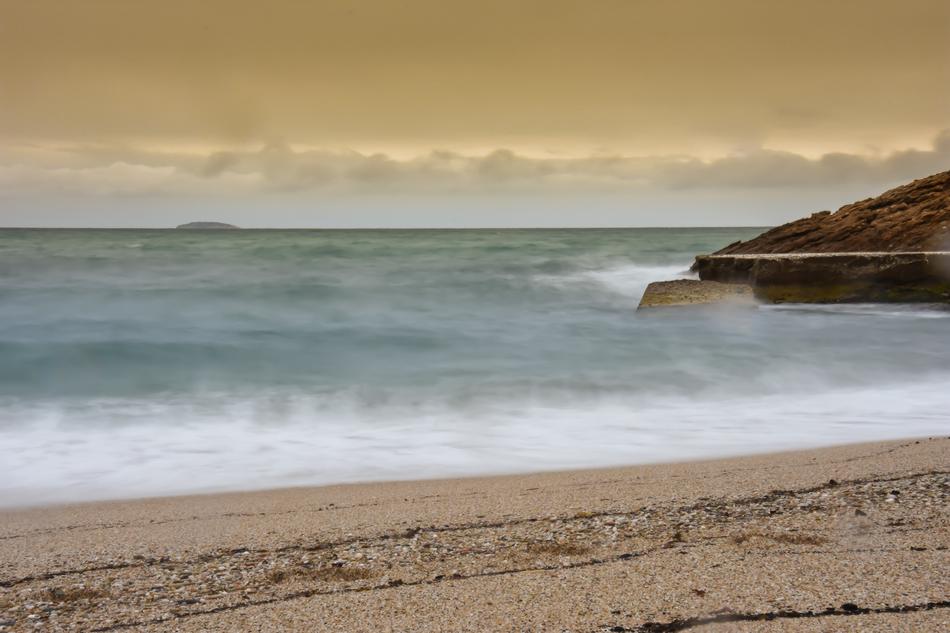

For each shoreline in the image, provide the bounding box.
[2,434,941,512]
[2,437,948,631]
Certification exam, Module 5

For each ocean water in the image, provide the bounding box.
[1,228,948,507]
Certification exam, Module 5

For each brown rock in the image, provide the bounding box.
[710,169,950,256]
[680,170,950,303]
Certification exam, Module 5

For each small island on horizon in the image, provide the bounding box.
[175,221,240,230]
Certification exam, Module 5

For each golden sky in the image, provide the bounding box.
[1,0,948,226]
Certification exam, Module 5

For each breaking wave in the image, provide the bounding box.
[1,227,947,506]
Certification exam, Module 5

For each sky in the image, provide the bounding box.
[1,0,948,228]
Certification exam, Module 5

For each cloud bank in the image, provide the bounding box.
[2,132,947,199]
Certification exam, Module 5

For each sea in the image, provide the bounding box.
[1,227,948,506]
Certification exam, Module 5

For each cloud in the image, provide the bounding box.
[0,162,261,197]
[0,131,947,198]
[657,134,950,189]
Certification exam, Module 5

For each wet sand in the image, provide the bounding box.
[1,437,948,631]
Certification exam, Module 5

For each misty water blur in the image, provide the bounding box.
[1,228,948,506]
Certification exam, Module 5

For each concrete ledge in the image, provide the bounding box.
[693,252,950,303]
[638,279,755,309]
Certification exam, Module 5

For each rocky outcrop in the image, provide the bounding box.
[176,222,240,229]
[695,252,950,303]
[711,170,950,256]
[669,170,950,304]
[638,279,754,308]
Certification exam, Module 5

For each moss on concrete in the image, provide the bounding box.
[638,279,755,308]
[756,282,950,304]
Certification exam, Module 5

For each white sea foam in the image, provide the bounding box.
[534,263,689,300]
[2,376,948,507]
[2,227,948,508]
[582,264,692,297]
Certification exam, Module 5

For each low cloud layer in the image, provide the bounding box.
[2,131,948,199]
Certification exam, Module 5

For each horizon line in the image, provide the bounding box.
[0,225,772,231]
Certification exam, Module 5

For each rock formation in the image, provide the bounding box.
[710,169,950,255]
[646,170,950,306]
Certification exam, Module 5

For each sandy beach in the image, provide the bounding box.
[1,438,948,632]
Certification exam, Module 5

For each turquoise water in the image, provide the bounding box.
[1,228,948,505]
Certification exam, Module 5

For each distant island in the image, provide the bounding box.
[175,222,240,229]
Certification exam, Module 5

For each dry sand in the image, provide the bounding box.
[1,437,948,632]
